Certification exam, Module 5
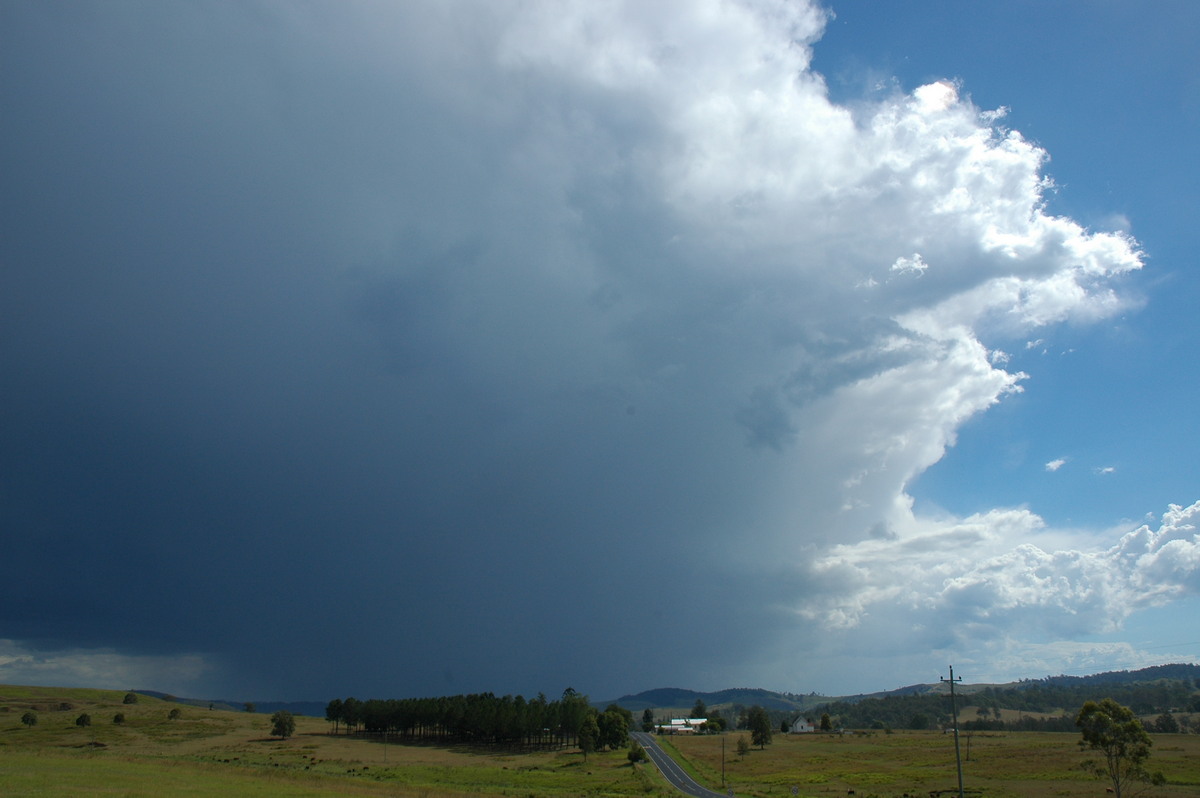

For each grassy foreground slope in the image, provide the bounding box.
[0,684,669,797]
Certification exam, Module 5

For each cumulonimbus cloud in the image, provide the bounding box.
[0,0,1181,696]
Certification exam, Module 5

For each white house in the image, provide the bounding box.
[789,718,815,733]
[657,718,707,734]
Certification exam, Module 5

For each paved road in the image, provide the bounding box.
[630,731,730,798]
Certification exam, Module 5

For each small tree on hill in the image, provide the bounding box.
[113,712,126,724]
[1076,698,1165,797]
[123,692,138,704]
[736,735,750,757]
[168,708,182,720]
[271,710,296,739]
[75,713,91,728]
[1154,712,1179,733]
[21,711,37,728]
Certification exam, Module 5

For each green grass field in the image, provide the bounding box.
[0,685,669,797]
[666,727,1200,798]
[3,685,1198,797]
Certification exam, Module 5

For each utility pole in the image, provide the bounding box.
[941,666,965,798]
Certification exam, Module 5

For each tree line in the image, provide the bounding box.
[324,688,632,751]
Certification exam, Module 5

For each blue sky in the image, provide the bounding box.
[2,0,1197,701]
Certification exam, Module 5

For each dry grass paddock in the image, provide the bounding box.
[4,684,1198,797]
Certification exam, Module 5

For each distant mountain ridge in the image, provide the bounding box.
[133,662,1200,719]
[606,663,1200,714]
[136,690,327,718]
[606,686,823,713]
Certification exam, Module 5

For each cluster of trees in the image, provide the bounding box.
[324,688,627,751]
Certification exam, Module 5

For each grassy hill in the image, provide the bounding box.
[0,684,669,797]
[4,678,1200,797]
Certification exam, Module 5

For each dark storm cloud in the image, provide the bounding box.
[1,1,1156,698]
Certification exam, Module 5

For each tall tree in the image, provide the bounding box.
[597,707,629,750]
[1076,698,1164,797]
[690,698,707,719]
[325,698,343,734]
[578,713,600,761]
[271,710,296,740]
[341,697,361,733]
[747,705,772,750]
[559,688,590,745]
[641,707,656,733]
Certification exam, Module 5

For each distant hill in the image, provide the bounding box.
[807,663,1200,731]
[136,690,327,718]
[131,662,1199,722]
[607,663,1200,719]
[607,686,827,714]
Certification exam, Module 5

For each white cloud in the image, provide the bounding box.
[799,501,1200,649]
[0,640,214,695]
[890,252,929,277]
[1045,458,1067,471]
[1096,466,1117,475]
